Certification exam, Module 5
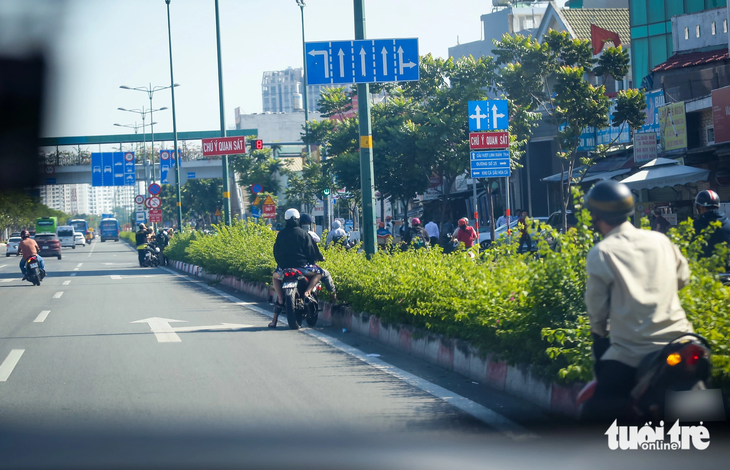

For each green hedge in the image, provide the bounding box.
[163,215,730,387]
[119,231,135,245]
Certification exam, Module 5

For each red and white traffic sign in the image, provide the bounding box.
[202,136,246,157]
[45,165,55,175]
[124,152,135,162]
[469,131,510,150]
[160,151,170,161]
[148,209,162,223]
[262,204,276,219]
[148,183,161,196]
[134,195,145,205]
[145,197,161,209]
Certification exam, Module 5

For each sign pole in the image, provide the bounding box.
[354,0,377,257]
[214,0,232,227]
[505,176,511,244]
[472,177,479,234]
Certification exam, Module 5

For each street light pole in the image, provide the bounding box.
[166,0,183,230]
[214,0,231,226]
[297,0,311,162]
[354,0,377,256]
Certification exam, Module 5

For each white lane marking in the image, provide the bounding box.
[0,350,25,382]
[0,265,6,269]
[160,267,528,436]
[76,263,83,268]
[63,280,71,286]
[70,273,77,277]
[88,242,96,257]
[73,268,79,271]
[34,310,51,323]
[53,291,64,299]
[110,275,122,280]
[1,279,12,283]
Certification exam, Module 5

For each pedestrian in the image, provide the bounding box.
[424,218,440,247]
[453,217,477,249]
[650,208,671,234]
[496,210,508,227]
[135,223,149,267]
[517,211,532,252]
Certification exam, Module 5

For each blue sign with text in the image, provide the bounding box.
[92,152,135,187]
[468,100,508,131]
[470,150,511,178]
[306,38,419,85]
[159,149,178,184]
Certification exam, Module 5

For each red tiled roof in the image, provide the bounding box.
[652,47,729,72]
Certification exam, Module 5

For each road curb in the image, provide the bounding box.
[168,259,581,418]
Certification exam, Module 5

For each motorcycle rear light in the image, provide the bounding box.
[666,353,682,366]
[682,344,706,366]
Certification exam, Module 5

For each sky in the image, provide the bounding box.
[4,0,492,140]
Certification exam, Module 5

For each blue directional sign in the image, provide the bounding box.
[91,152,135,187]
[123,151,136,186]
[160,150,173,184]
[102,152,114,186]
[306,38,419,85]
[91,153,103,187]
[113,152,125,186]
[187,172,196,179]
[470,150,511,178]
[468,100,509,131]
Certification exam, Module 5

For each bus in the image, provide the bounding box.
[35,217,58,234]
[100,218,120,242]
[69,219,91,242]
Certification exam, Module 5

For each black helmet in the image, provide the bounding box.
[300,213,314,225]
[20,229,30,239]
[585,180,634,225]
[695,190,720,208]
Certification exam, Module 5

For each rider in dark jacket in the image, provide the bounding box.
[692,190,730,261]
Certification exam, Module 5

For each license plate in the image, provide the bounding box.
[29,263,38,268]
[282,282,297,288]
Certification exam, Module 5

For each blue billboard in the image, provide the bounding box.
[91,152,135,187]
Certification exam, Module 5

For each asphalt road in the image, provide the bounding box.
[0,238,727,469]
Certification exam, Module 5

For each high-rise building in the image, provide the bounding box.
[40,184,134,216]
[629,0,727,87]
[261,66,333,114]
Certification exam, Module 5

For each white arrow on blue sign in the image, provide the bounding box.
[468,100,508,131]
[306,38,419,85]
[469,150,510,178]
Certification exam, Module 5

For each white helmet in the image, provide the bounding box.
[284,208,300,220]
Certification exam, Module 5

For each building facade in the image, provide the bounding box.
[261,67,332,114]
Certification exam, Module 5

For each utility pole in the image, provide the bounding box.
[354,0,377,256]
[166,0,183,229]
[214,0,231,226]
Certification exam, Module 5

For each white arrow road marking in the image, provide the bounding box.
[381,47,388,75]
[469,105,487,130]
[337,49,345,77]
[0,349,25,382]
[53,292,63,299]
[131,317,254,343]
[307,49,329,78]
[491,104,505,130]
[34,310,50,323]
[397,46,416,75]
[359,47,367,76]
[131,317,187,343]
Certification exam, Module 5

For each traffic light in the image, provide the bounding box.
[323,188,330,196]
[253,139,264,150]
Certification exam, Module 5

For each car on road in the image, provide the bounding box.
[56,225,77,249]
[34,233,62,260]
[546,210,578,232]
[5,237,22,257]
[479,217,549,250]
[10,232,22,238]
[74,232,86,247]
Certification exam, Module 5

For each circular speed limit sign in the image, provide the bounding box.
[160,151,170,161]
[124,152,134,162]
[146,197,162,209]
[134,195,144,205]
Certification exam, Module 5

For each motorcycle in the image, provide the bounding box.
[280,268,321,330]
[142,242,161,267]
[577,333,712,420]
[24,255,44,286]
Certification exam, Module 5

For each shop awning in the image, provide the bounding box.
[620,158,710,191]
[540,167,630,183]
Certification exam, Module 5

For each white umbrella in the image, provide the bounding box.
[621,158,710,191]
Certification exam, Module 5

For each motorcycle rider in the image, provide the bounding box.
[404,217,429,249]
[692,189,730,260]
[582,180,693,422]
[325,220,348,247]
[300,213,337,300]
[18,230,45,280]
[135,223,150,267]
[299,213,320,243]
[270,209,324,328]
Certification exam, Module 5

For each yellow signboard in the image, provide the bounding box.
[263,195,275,205]
[252,196,261,205]
[659,102,687,152]
[214,209,222,217]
